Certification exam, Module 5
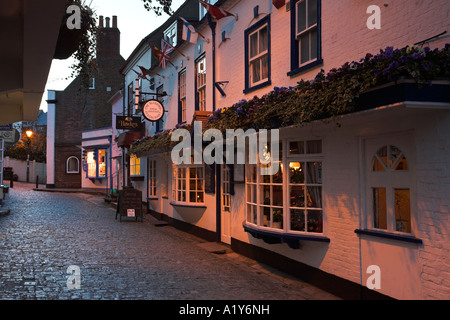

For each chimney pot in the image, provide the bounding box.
[105,17,110,28]
[113,16,117,28]
[99,15,104,28]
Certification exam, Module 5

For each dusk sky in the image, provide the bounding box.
[40,0,185,112]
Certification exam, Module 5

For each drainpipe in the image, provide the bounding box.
[207,14,220,242]
[207,14,217,112]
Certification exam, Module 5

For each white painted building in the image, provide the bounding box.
[119,0,450,299]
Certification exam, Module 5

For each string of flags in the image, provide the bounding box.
[136,0,237,77]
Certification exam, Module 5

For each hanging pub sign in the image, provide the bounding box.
[116,116,142,131]
[142,99,165,122]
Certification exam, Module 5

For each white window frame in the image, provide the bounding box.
[164,20,178,47]
[248,23,269,87]
[148,159,157,197]
[179,70,187,122]
[365,137,413,235]
[296,0,318,67]
[196,56,207,111]
[245,139,324,234]
[222,165,231,213]
[66,156,80,174]
[172,165,205,204]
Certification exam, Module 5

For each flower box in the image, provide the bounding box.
[357,79,450,111]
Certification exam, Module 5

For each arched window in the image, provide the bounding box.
[66,156,80,174]
[368,144,411,233]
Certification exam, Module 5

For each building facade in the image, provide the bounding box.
[47,16,125,189]
[117,0,450,300]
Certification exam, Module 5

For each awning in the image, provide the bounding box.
[117,131,143,148]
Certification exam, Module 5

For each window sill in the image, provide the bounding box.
[148,197,158,200]
[170,201,207,209]
[288,59,323,77]
[243,222,330,249]
[243,80,272,95]
[130,176,144,181]
[354,229,423,244]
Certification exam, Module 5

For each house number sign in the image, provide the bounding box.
[142,99,165,122]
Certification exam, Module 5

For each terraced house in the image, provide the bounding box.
[115,0,450,299]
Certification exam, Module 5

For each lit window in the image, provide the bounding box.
[369,145,411,233]
[172,165,204,204]
[130,154,141,176]
[86,149,107,179]
[87,151,96,178]
[246,140,324,233]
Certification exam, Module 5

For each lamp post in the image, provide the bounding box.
[25,130,33,183]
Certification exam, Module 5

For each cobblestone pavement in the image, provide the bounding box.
[0,182,339,301]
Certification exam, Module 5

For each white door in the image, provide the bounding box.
[221,165,231,244]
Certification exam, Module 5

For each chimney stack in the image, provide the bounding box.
[113,16,117,28]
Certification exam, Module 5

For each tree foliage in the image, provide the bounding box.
[5,131,47,163]
[66,0,98,88]
[141,0,174,16]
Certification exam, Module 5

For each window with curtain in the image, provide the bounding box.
[245,139,324,234]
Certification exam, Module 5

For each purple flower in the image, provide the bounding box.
[411,52,424,60]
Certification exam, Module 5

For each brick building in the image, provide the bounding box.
[46,16,125,189]
[122,0,450,299]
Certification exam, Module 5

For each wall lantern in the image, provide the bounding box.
[272,0,286,9]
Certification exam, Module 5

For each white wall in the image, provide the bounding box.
[4,157,46,184]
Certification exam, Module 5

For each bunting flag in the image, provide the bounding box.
[199,0,237,21]
[180,17,198,44]
[137,65,162,78]
[151,45,162,62]
[159,39,175,69]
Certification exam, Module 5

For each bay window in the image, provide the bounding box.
[245,139,323,234]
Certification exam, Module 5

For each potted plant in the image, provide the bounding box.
[272,209,283,229]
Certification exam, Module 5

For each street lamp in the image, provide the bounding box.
[25,130,33,183]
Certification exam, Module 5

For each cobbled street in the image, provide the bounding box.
[0,183,339,300]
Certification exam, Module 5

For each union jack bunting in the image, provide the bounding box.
[159,39,175,69]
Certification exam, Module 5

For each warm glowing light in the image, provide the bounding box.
[26,130,33,138]
[290,162,301,169]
